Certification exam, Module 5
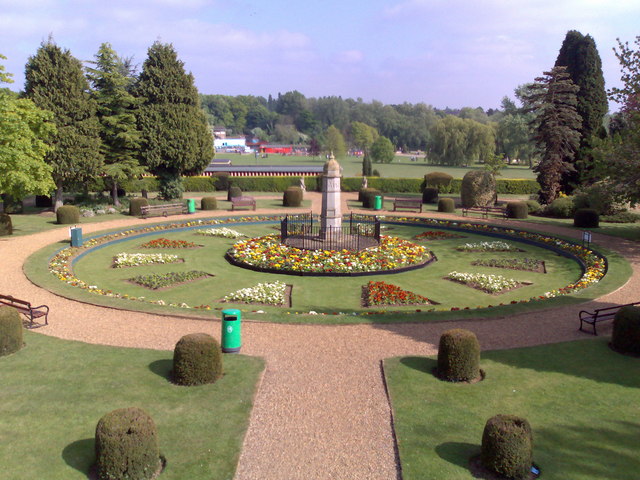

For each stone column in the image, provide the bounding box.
[321,153,342,238]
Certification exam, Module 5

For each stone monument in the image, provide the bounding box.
[321,153,342,236]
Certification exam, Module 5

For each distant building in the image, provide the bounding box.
[214,137,250,153]
[213,126,227,139]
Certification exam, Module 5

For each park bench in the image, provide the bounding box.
[462,206,507,219]
[579,301,640,335]
[0,294,49,326]
[140,203,187,219]
[392,197,422,213]
[231,196,256,211]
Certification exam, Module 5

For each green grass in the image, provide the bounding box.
[0,331,263,479]
[385,338,640,480]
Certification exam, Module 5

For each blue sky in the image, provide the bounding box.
[1,0,638,110]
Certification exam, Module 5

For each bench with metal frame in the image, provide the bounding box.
[231,196,256,211]
[462,206,507,219]
[392,197,423,213]
[579,301,640,335]
[140,203,187,218]
[0,294,49,326]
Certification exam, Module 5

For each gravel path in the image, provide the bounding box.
[2,193,638,480]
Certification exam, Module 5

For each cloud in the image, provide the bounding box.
[337,50,364,64]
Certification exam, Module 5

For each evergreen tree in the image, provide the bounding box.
[370,136,395,163]
[325,125,346,158]
[87,43,145,206]
[555,30,608,189]
[522,66,582,204]
[23,39,103,210]
[135,42,213,199]
[362,151,372,176]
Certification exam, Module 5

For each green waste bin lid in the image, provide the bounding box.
[222,308,241,316]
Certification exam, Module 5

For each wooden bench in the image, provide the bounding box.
[231,196,256,211]
[140,203,187,218]
[462,206,507,219]
[0,294,49,326]
[579,301,640,335]
[393,197,422,213]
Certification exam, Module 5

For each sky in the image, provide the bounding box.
[0,0,638,110]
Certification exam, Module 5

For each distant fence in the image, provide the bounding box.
[281,213,380,251]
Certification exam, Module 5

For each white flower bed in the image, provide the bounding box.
[224,281,287,305]
[113,253,181,268]
[447,271,519,293]
[195,227,246,238]
[457,241,515,251]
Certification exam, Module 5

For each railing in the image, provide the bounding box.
[281,213,380,251]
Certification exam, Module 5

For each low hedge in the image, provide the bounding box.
[183,176,216,192]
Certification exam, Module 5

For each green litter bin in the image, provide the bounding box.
[187,198,196,213]
[374,195,382,211]
[221,309,241,353]
[70,226,83,247]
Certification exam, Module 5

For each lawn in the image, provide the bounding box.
[384,338,640,480]
[0,331,263,480]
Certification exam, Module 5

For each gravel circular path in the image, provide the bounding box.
[2,193,638,480]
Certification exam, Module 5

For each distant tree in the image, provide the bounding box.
[370,136,395,163]
[308,138,321,157]
[325,125,346,158]
[496,114,537,167]
[0,54,56,204]
[428,116,494,166]
[23,39,103,210]
[135,42,213,199]
[86,43,145,206]
[522,66,582,204]
[349,121,378,152]
[362,151,372,176]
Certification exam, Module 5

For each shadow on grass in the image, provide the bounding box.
[400,356,435,374]
[435,441,477,469]
[62,438,93,476]
[148,358,173,381]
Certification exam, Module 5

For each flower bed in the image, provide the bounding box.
[446,271,520,294]
[140,238,198,249]
[130,271,210,289]
[471,258,545,272]
[113,253,182,268]
[223,281,288,305]
[414,231,465,241]
[227,235,432,274]
[196,227,246,239]
[456,241,517,252]
[364,281,435,307]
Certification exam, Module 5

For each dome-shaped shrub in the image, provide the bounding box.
[481,414,533,480]
[173,333,223,386]
[424,171,454,193]
[129,197,149,217]
[228,186,242,201]
[526,199,542,214]
[422,187,439,204]
[359,187,377,202]
[437,197,455,213]
[545,196,574,218]
[95,407,161,480]
[56,205,80,224]
[0,306,23,356]
[283,186,303,207]
[574,208,599,228]
[437,328,481,382]
[201,196,218,211]
[0,213,13,236]
[506,201,528,219]
[363,190,383,209]
[611,306,640,355]
[461,171,496,208]
[212,172,230,191]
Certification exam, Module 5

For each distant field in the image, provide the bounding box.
[219,153,536,179]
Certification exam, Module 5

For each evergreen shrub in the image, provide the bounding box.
[438,198,455,213]
[601,211,640,223]
[129,198,149,217]
[481,414,533,480]
[574,208,599,228]
[424,172,454,193]
[0,213,12,236]
[422,187,439,204]
[0,307,23,356]
[283,186,303,207]
[526,199,542,214]
[545,196,574,218]
[572,182,625,215]
[201,197,217,211]
[460,171,496,208]
[228,186,242,200]
[56,205,80,224]
[183,176,216,192]
[611,306,640,355]
[506,201,528,219]
[359,187,378,202]
[173,333,223,386]
[363,190,383,209]
[95,407,161,480]
[212,172,231,191]
[436,328,481,382]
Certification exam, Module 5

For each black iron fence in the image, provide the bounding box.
[281,213,380,251]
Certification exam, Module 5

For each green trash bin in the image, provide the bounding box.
[187,198,196,214]
[70,226,83,247]
[374,195,382,211]
[221,309,241,353]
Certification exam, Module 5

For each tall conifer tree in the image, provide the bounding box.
[135,42,213,199]
[23,39,103,210]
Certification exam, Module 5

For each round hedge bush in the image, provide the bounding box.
[437,197,455,213]
[173,333,223,386]
[56,205,80,224]
[481,414,533,480]
[545,196,574,218]
[363,190,383,209]
[461,170,496,208]
[0,213,13,236]
[0,307,23,357]
[95,407,161,480]
[283,186,304,207]
[228,186,242,201]
[611,306,640,355]
[574,208,599,228]
[436,328,481,382]
[424,171,454,193]
[129,197,149,217]
[526,199,542,214]
[422,187,439,204]
[201,196,218,211]
[506,201,528,219]
[359,187,378,202]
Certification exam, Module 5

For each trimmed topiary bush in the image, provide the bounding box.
[545,196,574,218]
[359,187,378,202]
[228,186,242,200]
[611,306,640,355]
[201,196,218,211]
[481,414,533,480]
[95,407,161,480]
[283,186,304,207]
[422,187,439,204]
[212,172,230,191]
[460,170,496,208]
[574,208,599,228]
[526,199,542,214]
[0,307,23,356]
[437,197,455,213]
[362,190,383,209]
[436,328,481,382]
[173,333,223,386]
[0,213,12,236]
[129,197,149,217]
[56,205,80,224]
[424,171,454,193]
[506,201,528,219]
